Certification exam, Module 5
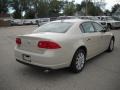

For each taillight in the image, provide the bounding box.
[38,41,61,49]
[16,38,21,45]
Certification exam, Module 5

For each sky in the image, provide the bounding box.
[105,0,120,10]
[69,0,120,11]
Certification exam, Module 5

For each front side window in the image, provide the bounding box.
[34,22,73,33]
[82,22,95,33]
[92,22,103,32]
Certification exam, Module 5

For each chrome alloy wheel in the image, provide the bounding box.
[75,52,85,70]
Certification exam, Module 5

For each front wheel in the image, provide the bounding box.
[70,49,86,73]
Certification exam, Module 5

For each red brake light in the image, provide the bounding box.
[38,41,61,49]
[16,38,21,45]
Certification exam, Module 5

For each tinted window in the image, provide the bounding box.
[34,22,73,33]
[82,22,95,33]
[92,22,103,32]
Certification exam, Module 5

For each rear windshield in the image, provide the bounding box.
[34,22,73,33]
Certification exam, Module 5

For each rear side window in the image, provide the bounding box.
[34,22,73,33]
[92,22,103,32]
[82,22,95,33]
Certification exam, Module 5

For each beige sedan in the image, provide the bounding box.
[15,19,115,73]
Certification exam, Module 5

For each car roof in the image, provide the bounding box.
[52,19,92,23]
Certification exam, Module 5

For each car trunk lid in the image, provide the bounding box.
[16,32,64,53]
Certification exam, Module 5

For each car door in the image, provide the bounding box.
[81,22,103,59]
[92,22,109,51]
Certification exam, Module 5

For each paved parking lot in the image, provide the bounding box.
[0,25,120,90]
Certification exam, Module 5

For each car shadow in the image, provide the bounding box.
[86,52,107,65]
[86,46,116,63]
[17,65,79,81]
[16,47,117,80]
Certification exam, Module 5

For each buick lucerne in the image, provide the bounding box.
[15,19,115,73]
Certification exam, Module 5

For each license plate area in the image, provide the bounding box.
[22,54,31,62]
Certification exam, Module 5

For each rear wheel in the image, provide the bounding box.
[107,38,114,52]
[107,24,112,30]
[70,49,86,73]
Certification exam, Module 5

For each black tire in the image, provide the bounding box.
[107,24,112,30]
[107,38,114,52]
[70,49,86,73]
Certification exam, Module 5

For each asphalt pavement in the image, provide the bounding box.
[0,25,120,90]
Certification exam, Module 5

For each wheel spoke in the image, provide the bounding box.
[76,52,85,70]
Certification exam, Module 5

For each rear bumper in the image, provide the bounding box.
[16,59,52,70]
[14,47,71,69]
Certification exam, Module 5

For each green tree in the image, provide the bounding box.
[64,1,76,16]
[12,0,22,18]
[76,4,81,12]
[37,0,49,18]
[49,0,61,17]
[13,10,22,19]
[104,9,111,16]
[13,0,35,19]
[0,0,8,14]
[76,1,103,16]
[93,6,103,16]
[25,10,35,19]
[111,4,120,14]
